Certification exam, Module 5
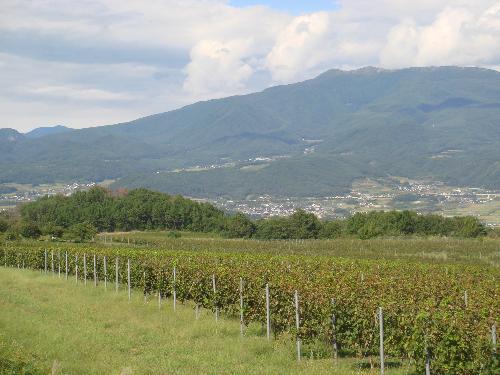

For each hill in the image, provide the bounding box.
[1,66,499,197]
[25,125,73,139]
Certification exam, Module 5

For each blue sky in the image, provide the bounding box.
[230,0,339,14]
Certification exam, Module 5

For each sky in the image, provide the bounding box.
[1,0,500,132]
[230,1,340,14]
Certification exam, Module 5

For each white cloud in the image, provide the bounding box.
[183,39,256,97]
[380,3,500,68]
[0,53,186,130]
[1,0,500,131]
[266,12,333,83]
[26,85,135,101]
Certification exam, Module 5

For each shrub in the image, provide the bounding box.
[0,219,8,233]
[223,213,256,238]
[319,220,343,238]
[167,231,181,238]
[65,223,97,243]
[4,228,20,241]
[41,223,65,238]
[19,222,41,239]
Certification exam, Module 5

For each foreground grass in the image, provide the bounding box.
[0,268,414,374]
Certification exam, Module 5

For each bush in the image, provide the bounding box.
[41,223,65,238]
[319,220,343,239]
[65,223,97,242]
[19,222,41,239]
[452,216,486,238]
[4,228,20,241]
[255,217,293,240]
[288,209,321,239]
[0,219,8,233]
[167,231,181,238]
[223,213,256,238]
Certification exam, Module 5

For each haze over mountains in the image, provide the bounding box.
[1,66,499,198]
[24,125,73,139]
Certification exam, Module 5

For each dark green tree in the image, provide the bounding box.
[66,223,97,243]
[288,209,321,239]
[223,213,256,238]
[0,218,8,233]
[41,223,65,238]
[319,220,343,239]
[19,222,41,239]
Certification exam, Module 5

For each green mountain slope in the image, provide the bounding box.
[1,66,499,197]
[25,125,73,139]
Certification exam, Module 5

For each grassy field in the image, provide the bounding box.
[0,268,415,375]
[97,232,500,267]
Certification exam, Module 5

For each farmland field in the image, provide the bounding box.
[0,268,412,374]
[97,232,500,267]
[2,237,499,374]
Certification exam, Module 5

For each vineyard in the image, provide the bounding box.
[98,233,500,266]
[2,241,499,374]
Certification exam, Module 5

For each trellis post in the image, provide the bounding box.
[332,298,338,362]
[266,283,270,340]
[212,274,218,321]
[127,259,131,301]
[173,266,177,311]
[103,256,107,290]
[83,253,87,286]
[75,254,78,283]
[115,257,119,292]
[492,324,497,354]
[379,307,384,375]
[143,271,147,303]
[425,349,431,375]
[239,277,244,336]
[294,290,301,361]
[93,254,97,287]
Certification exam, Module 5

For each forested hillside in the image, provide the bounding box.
[1,187,485,240]
[1,66,499,197]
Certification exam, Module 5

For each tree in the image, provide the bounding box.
[453,216,486,238]
[319,220,343,239]
[4,227,20,241]
[41,223,65,238]
[66,223,97,243]
[19,222,41,239]
[289,209,321,239]
[345,212,368,235]
[255,217,293,240]
[223,213,256,238]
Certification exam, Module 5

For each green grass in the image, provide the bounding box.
[0,268,414,374]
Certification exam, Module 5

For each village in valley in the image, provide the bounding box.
[0,182,96,210]
[212,177,500,227]
[1,177,499,227]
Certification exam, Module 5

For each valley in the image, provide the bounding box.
[3,177,499,226]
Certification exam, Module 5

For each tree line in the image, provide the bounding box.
[0,187,489,241]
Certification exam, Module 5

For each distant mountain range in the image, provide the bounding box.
[25,125,73,139]
[1,66,499,198]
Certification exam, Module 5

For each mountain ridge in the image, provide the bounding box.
[1,66,499,198]
[25,125,72,139]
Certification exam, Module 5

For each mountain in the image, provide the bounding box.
[25,125,73,139]
[1,66,499,198]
